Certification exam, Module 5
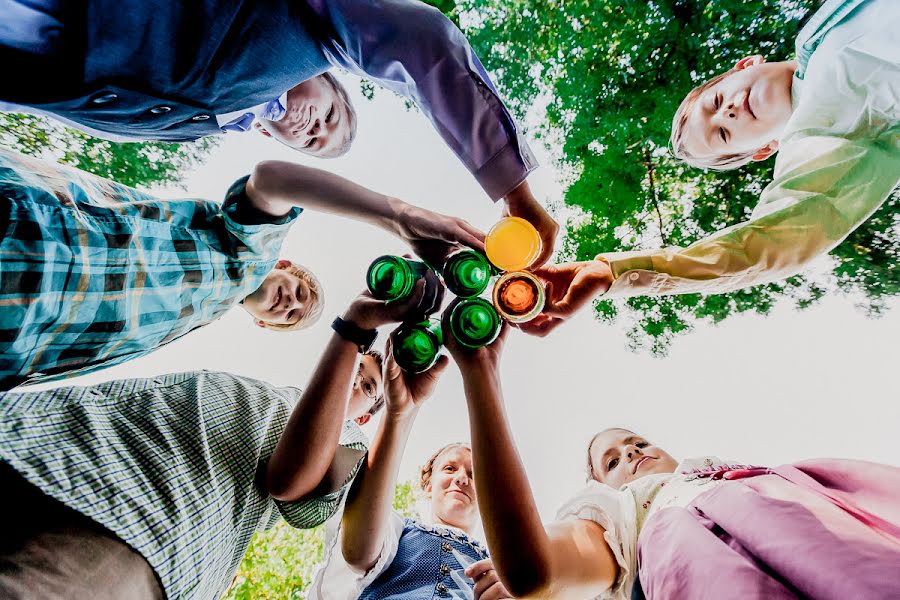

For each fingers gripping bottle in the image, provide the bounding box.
[366,255,443,316]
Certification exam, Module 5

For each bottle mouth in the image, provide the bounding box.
[492,271,545,323]
[367,255,415,301]
[392,321,442,373]
[443,250,491,298]
[449,298,500,349]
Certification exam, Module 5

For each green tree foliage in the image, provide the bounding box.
[224,479,420,599]
[454,0,899,354]
[0,112,217,188]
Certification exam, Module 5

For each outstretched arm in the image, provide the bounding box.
[443,307,618,598]
[245,160,484,265]
[266,285,426,502]
[341,343,449,571]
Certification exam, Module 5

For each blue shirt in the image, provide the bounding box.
[0,0,537,200]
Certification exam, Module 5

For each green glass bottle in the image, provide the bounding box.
[392,319,444,373]
[442,249,493,298]
[366,255,429,302]
[448,297,501,349]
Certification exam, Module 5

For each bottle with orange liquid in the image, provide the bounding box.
[492,270,545,323]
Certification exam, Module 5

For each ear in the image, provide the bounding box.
[274,259,292,270]
[734,55,765,71]
[254,121,272,137]
[354,413,372,426]
[751,140,779,162]
[424,481,432,497]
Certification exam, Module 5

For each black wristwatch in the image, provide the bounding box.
[331,316,378,353]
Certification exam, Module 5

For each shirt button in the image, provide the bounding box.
[191,114,210,121]
[91,92,119,105]
[441,542,451,552]
[150,105,173,114]
[440,564,450,575]
[436,583,448,594]
[629,272,640,281]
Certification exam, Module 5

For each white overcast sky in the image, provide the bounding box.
[28,72,900,520]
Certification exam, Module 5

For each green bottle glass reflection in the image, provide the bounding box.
[442,249,493,298]
[448,297,501,349]
[366,255,429,302]
[392,319,444,373]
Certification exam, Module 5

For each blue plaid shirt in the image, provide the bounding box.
[0,371,368,600]
[0,147,300,389]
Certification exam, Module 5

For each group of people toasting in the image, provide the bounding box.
[1,0,899,598]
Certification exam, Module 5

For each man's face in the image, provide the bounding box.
[589,429,678,489]
[347,354,384,423]
[681,56,795,162]
[242,261,318,327]
[256,76,353,158]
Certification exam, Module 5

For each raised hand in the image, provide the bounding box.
[517,259,613,337]
[466,558,516,600]
[382,336,449,419]
[342,277,432,331]
[503,181,558,268]
[394,202,486,268]
[440,298,510,372]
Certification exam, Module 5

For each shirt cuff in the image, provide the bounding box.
[222,175,302,228]
[472,136,539,202]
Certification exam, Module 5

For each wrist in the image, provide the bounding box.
[385,196,410,237]
[342,304,379,331]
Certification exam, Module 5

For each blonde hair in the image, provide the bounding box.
[670,68,759,171]
[259,263,325,332]
[419,443,471,491]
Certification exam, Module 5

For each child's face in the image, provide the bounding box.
[347,354,384,424]
[680,56,795,162]
[589,429,678,489]
[255,76,353,158]
[243,260,318,327]
[427,447,478,530]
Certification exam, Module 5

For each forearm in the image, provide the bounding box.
[266,333,359,501]
[461,363,553,596]
[246,160,405,235]
[602,137,898,298]
[341,413,416,571]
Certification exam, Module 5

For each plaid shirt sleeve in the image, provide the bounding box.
[274,419,369,529]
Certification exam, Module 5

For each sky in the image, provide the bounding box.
[27,72,900,521]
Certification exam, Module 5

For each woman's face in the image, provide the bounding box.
[427,447,478,532]
[589,429,678,489]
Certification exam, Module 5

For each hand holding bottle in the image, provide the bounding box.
[502,181,558,269]
[441,298,510,373]
[343,278,430,331]
[382,336,449,420]
[392,200,486,268]
[518,259,614,337]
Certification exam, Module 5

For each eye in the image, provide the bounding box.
[326,104,335,123]
[719,128,727,143]
[636,441,649,448]
[714,92,721,109]
[304,137,317,149]
[364,381,375,397]
[287,309,296,322]
[607,457,619,471]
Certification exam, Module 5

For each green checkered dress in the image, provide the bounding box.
[0,371,367,599]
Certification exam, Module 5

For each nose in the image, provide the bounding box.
[454,471,470,487]
[306,117,321,137]
[282,293,303,311]
[624,444,643,460]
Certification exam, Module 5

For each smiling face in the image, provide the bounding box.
[587,429,678,489]
[255,73,356,158]
[424,446,478,533]
[673,56,796,170]
[242,260,323,330]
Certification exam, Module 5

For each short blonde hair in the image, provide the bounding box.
[259,263,325,332]
[670,68,758,171]
[419,443,471,491]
